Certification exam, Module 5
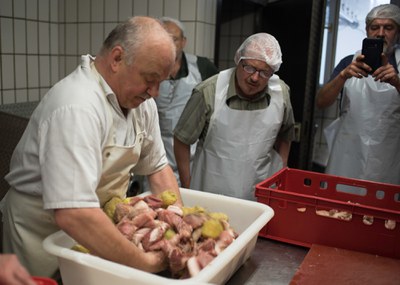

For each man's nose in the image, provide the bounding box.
[377,27,385,37]
[250,71,261,81]
[146,85,160,98]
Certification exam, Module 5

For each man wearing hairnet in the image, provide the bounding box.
[316,4,400,185]
[173,33,295,200]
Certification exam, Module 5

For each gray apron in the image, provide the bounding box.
[2,60,144,277]
[155,54,202,184]
[325,50,400,185]
[190,68,284,200]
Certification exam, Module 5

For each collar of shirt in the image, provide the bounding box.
[91,61,129,118]
[170,52,189,80]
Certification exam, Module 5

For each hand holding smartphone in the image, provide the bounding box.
[361,38,384,73]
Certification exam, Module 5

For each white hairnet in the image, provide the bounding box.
[234,33,282,72]
[366,4,400,27]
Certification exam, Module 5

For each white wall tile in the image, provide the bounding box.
[50,56,59,85]
[39,22,50,54]
[58,56,66,78]
[1,55,14,89]
[28,89,40,101]
[27,21,39,54]
[16,89,28,103]
[206,0,216,24]
[163,0,179,19]
[14,20,27,54]
[184,22,195,54]
[180,0,196,21]
[0,0,12,17]
[26,0,38,20]
[0,0,219,106]
[13,0,26,18]
[133,0,148,15]
[104,23,116,39]
[148,0,163,18]
[206,24,215,59]
[50,0,58,22]
[3,90,16,104]
[105,0,118,22]
[196,0,206,22]
[39,56,50,86]
[38,0,49,21]
[58,0,65,22]
[91,23,104,55]
[1,18,13,53]
[65,24,78,54]
[27,56,39,87]
[195,22,205,56]
[58,24,65,54]
[119,0,133,21]
[50,24,59,54]
[15,55,27,88]
[91,0,104,22]
[39,87,49,99]
[66,0,78,22]
[65,56,79,75]
[78,23,90,54]
[78,0,91,22]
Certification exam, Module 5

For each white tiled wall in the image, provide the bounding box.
[0,0,217,105]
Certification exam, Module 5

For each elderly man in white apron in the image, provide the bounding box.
[317,4,400,188]
[137,17,218,192]
[1,16,181,278]
[174,33,295,200]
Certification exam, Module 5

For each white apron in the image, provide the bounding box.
[155,54,202,184]
[325,50,400,185]
[190,68,284,200]
[2,65,144,277]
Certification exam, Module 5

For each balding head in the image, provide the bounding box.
[99,16,176,66]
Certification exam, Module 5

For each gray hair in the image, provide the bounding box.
[159,16,185,37]
[366,4,400,28]
[99,16,173,65]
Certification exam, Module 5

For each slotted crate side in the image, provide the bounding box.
[255,168,400,259]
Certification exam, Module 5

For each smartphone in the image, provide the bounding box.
[361,38,383,73]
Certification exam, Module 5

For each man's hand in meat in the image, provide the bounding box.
[54,207,167,273]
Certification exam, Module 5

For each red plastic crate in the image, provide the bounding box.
[255,167,400,259]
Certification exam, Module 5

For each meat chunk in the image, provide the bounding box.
[101,191,238,279]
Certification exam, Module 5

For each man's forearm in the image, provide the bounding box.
[173,136,191,188]
[148,165,182,206]
[54,208,164,272]
[275,139,291,167]
[316,72,347,109]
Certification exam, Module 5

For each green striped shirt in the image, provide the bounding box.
[174,69,295,145]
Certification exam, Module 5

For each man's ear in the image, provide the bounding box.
[182,36,187,49]
[110,46,124,72]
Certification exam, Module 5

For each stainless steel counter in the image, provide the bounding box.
[226,237,309,285]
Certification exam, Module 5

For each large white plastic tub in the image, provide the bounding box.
[43,188,274,285]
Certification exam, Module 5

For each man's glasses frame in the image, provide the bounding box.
[241,63,272,79]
